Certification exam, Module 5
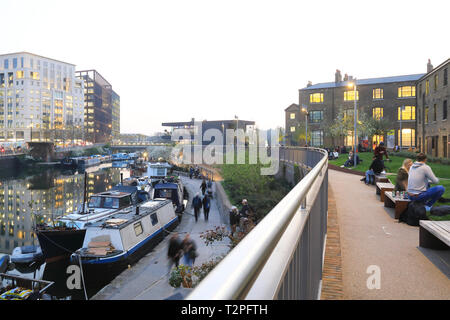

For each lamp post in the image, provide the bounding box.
[348,80,358,167]
[301,105,309,146]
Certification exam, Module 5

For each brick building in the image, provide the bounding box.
[286,70,424,149]
[417,59,450,158]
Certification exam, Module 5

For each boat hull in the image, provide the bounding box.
[72,218,179,283]
[36,229,86,262]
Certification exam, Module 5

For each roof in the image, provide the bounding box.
[95,190,131,198]
[417,58,450,82]
[162,119,255,127]
[300,73,425,91]
[285,103,299,111]
[0,52,76,66]
[154,183,179,189]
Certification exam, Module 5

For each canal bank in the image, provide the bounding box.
[92,176,230,300]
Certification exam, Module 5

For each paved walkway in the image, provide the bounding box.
[329,169,450,299]
[92,176,229,300]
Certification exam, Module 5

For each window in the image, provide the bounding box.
[434,74,438,91]
[373,88,383,99]
[4,59,8,69]
[150,213,158,226]
[425,80,430,95]
[398,106,415,120]
[311,130,323,146]
[398,86,415,98]
[425,106,429,123]
[444,100,448,120]
[13,58,17,69]
[310,93,324,103]
[344,90,359,101]
[290,126,296,132]
[372,107,383,120]
[433,104,437,122]
[134,222,143,236]
[290,113,295,119]
[309,110,323,123]
[397,129,415,147]
[16,71,24,79]
[444,68,448,86]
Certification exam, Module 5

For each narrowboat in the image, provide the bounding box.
[153,178,187,214]
[36,186,151,262]
[70,199,178,283]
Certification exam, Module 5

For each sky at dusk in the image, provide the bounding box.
[2,0,449,135]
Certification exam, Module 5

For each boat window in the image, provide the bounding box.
[156,189,172,199]
[88,196,102,208]
[150,213,158,226]
[103,197,120,209]
[119,196,132,208]
[134,222,143,236]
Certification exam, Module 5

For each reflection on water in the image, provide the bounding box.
[0,164,131,299]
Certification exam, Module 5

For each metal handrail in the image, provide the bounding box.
[187,147,328,300]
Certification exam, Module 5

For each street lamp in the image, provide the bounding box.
[301,105,309,147]
[348,80,358,167]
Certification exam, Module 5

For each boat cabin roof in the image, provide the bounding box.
[154,183,179,190]
[93,191,131,198]
[86,199,172,230]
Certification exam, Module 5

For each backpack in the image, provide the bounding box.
[430,205,450,217]
[399,201,428,226]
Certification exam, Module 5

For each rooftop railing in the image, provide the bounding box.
[186,147,328,300]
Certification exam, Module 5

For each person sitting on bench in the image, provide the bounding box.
[394,158,413,192]
[362,157,384,185]
[407,153,445,211]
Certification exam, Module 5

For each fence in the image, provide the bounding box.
[186,147,328,300]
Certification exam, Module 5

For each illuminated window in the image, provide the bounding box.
[16,71,24,79]
[398,106,415,120]
[398,86,415,98]
[310,93,324,103]
[425,80,429,95]
[397,129,415,147]
[434,74,438,91]
[373,88,383,99]
[372,107,383,120]
[344,90,359,101]
[30,71,40,80]
[345,130,355,146]
[372,135,384,146]
[290,113,295,119]
[290,126,296,132]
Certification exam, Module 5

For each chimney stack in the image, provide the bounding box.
[335,69,342,83]
[427,59,433,73]
[307,81,312,87]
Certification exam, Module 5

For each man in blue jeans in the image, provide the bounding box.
[407,153,445,210]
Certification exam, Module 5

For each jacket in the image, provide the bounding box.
[407,162,439,194]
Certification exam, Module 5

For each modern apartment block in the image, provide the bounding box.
[76,70,119,144]
[286,70,424,148]
[417,59,450,158]
[0,52,85,145]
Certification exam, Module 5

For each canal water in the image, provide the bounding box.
[0,163,134,299]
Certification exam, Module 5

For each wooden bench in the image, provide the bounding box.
[375,174,389,183]
[384,191,411,219]
[376,182,395,202]
[419,221,450,250]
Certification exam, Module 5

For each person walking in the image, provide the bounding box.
[167,233,182,271]
[192,193,202,222]
[202,194,211,221]
[239,199,254,231]
[407,153,445,210]
[229,206,240,234]
[200,179,207,195]
[189,167,194,179]
[181,234,197,267]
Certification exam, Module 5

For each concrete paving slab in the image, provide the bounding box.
[329,169,450,300]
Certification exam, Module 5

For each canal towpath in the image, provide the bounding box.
[92,175,230,300]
